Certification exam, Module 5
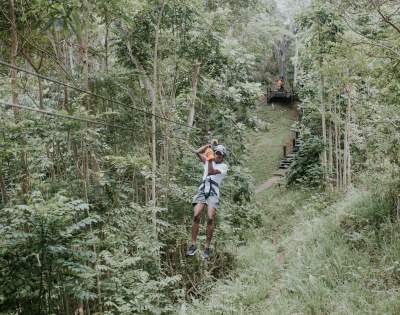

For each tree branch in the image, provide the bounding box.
[373,1,400,34]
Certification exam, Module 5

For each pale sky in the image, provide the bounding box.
[276,0,311,23]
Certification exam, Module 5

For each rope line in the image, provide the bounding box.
[0,100,201,149]
[0,60,198,131]
[0,101,137,131]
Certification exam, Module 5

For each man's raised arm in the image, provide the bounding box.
[196,144,210,163]
[207,161,221,175]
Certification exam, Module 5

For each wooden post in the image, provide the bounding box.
[396,194,400,221]
[283,146,287,158]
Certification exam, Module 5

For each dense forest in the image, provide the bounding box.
[0,0,399,314]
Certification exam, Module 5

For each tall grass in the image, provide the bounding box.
[266,190,400,314]
[183,187,324,314]
[247,104,297,185]
[183,240,278,315]
[183,186,400,314]
[182,103,399,314]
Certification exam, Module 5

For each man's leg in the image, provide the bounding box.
[205,207,216,249]
[191,203,205,245]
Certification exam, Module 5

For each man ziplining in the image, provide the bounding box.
[186,141,228,259]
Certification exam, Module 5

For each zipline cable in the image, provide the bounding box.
[0,60,199,131]
[0,100,201,150]
[12,72,203,145]
[0,101,137,131]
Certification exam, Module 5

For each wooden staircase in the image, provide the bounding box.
[279,132,301,170]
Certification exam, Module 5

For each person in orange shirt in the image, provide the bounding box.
[277,78,284,91]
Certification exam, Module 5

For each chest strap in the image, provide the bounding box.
[199,177,219,198]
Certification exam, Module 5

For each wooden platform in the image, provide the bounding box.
[265,87,298,104]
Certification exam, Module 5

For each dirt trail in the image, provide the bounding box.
[184,101,298,314]
[252,102,298,305]
[255,176,281,193]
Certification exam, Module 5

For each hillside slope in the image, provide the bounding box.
[183,102,299,314]
[247,103,297,186]
[184,103,400,315]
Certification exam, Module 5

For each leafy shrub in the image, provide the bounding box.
[287,135,324,188]
[0,192,98,314]
[0,191,182,314]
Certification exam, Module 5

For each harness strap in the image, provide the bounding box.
[199,177,219,198]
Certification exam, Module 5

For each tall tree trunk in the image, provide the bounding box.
[151,0,165,205]
[10,0,30,195]
[334,95,340,189]
[343,91,348,190]
[150,0,165,272]
[320,70,327,180]
[293,34,299,88]
[104,13,109,73]
[345,89,352,188]
[338,99,343,189]
[0,171,8,204]
[79,7,90,109]
[187,61,201,127]
[68,43,74,74]
[9,0,19,112]
[81,27,89,91]
[317,18,327,184]
[38,78,44,109]
[62,41,70,111]
[328,95,333,185]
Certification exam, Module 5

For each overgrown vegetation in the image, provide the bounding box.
[289,0,400,192]
[186,177,400,314]
[0,0,289,314]
[186,0,400,313]
[1,0,400,313]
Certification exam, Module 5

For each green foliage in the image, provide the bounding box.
[186,180,400,314]
[0,0,276,311]
[0,191,183,314]
[297,2,344,55]
[295,0,400,192]
[0,192,97,314]
[287,135,324,188]
[268,187,400,314]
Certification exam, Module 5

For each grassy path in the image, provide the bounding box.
[183,98,317,312]
[184,102,400,315]
[247,103,297,186]
[184,103,299,314]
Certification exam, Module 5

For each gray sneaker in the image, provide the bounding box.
[202,248,210,259]
[186,244,197,256]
